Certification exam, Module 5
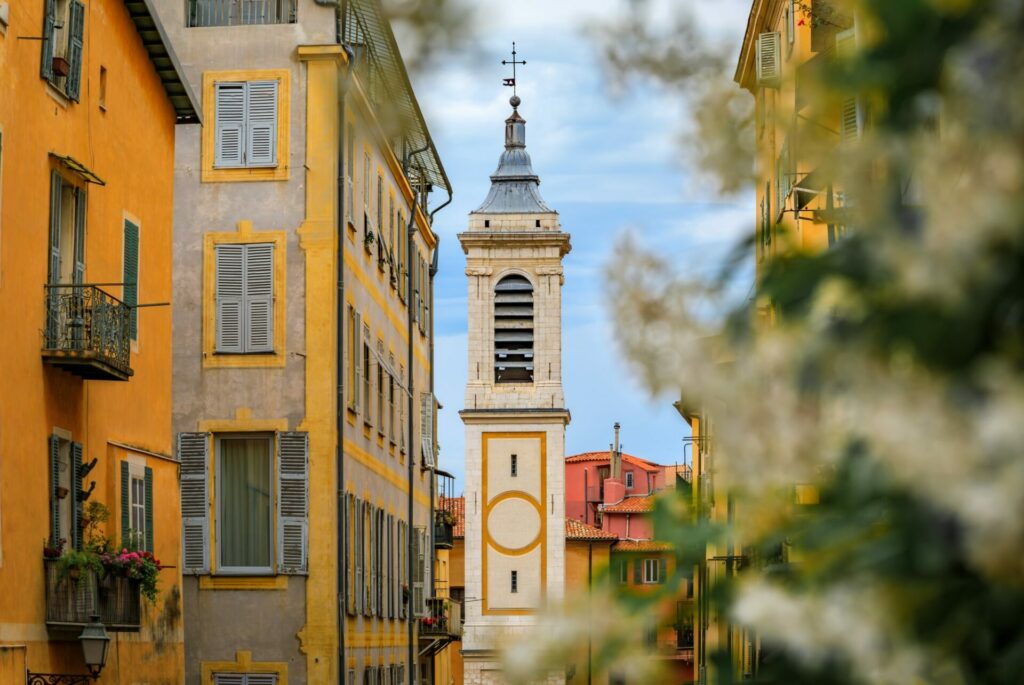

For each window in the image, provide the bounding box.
[398,365,407,455]
[345,125,355,224]
[363,152,373,250]
[618,559,628,585]
[643,557,665,585]
[47,171,86,285]
[123,219,140,340]
[213,674,278,685]
[345,493,356,615]
[377,342,385,437]
[413,525,426,616]
[130,472,146,546]
[494,274,534,383]
[397,211,406,301]
[625,471,634,489]
[388,357,396,446]
[40,0,85,101]
[120,460,154,552]
[362,327,372,426]
[363,502,372,616]
[510,570,519,593]
[214,80,279,168]
[49,434,83,550]
[217,436,273,572]
[376,173,385,269]
[355,498,364,613]
[348,306,362,412]
[510,454,518,478]
[99,65,107,110]
[215,243,274,354]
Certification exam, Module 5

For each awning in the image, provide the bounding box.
[50,153,105,185]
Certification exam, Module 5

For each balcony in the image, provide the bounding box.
[418,597,461,657]
[44,559,140,637]
[434,512,454,550]
[42,284,132,381]
[43,282,134,378]
[187,0,296,27]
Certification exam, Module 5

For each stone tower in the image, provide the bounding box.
[459,95,571,684]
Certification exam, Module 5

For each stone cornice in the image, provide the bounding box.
[460,408,571,425]
[457,231,572,257]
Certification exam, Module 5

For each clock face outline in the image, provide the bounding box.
[486,495,542,553]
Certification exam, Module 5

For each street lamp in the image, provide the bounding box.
[79,614,111,677]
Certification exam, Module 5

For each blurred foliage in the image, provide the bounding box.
[505,0,1024,683]
[381,0,478,74]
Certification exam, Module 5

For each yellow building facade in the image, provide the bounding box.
[0,0,198,680]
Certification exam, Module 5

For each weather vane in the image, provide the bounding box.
[501,42,526,98]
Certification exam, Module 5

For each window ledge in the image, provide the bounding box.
[199,575,289,591]
[204,351,284,369]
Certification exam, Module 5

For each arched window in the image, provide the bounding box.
[494,274,534,383]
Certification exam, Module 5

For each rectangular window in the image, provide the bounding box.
[643,558,661,584]
[130,473,146,547]
[355,498,364,614]
[377,344,385,437]
[47,171,86,285]
[618,559,628,585]
[214,80,279,168]
[413,525,426,616]
[348,306,361,412]
[398,365,406,455]
[363,152,373,251]
[213,674,278,685]
[123,219,140,340]
[215,243,274,354]
[346,124,355,224]
[362,328,372,426]
[41,0,85,101]
[217,435,273,572]
[397,211,406,301]
[510,570,518,593]
[510,454,518,478]
[625,471,634,489]
[388,362,396,446]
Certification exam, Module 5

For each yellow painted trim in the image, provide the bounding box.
[481,432,547,616]
[201,69,292,183]
[343,438,431,507]
[483,490,543,556]
[202,222,287,368]
[202,651,288,685]
[198,408,290,434]
[199,575,288,591]
[297,45,348,63]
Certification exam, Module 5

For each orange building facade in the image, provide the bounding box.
[0,0,198,680]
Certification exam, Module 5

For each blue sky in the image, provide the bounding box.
[404,0,752,492]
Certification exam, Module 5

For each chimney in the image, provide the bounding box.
[610,422,622,480]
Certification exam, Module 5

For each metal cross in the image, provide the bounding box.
[501,42,526,95]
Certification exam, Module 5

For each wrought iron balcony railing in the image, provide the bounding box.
[419,597,462,648]
[434,513,454,550]
[42,284,133,381]
[187,0,296,27]
[44,559,141,636]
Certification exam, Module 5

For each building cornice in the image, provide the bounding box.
[457,231,571,257]
[459,408,571,426]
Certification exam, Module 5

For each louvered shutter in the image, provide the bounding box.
[121,460,130,544]
[123,220,139,339]
[355,498,364,614]
[71,443,83,551]
[246,676,278,685]
[420,392,435,467]
[73,189,86,285]
[144,466,154,552]
[246,80,278,166]
[364,506,372,616]
[244,243,274,352]
[836,28,862,142]
[369,506,377,616]
[346,493,356,615]
[215,244,244,353]
[277,432,308,574]
[658,557,667,584]
[634,559,642,584]
[178,432,210,573]
[756,32,781,88]
[413,526,425,616]
[65,0,85,102]
[352,311,362,412]
[41,0,56,79]
[212,675,245,685]
[49,436,61,546]
[48,172,62,284]
[215,82,245,167]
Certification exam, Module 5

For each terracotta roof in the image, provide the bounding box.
[613,539,675,552]
[565,518,618,541]
[441,496,465,538]
[602,494,656,513]
[565,451,663,472]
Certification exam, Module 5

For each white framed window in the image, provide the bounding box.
[129,469,146,548]
[213,80,279,168]
[216,435,273,574]
[214,243,274,354]
[213,674,278,685]
[643,558,663,584]
[625,471,634,489]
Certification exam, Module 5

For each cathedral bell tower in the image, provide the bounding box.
[459,88,571,684]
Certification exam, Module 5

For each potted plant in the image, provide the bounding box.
[101,539,162,603]
[52,56,70,77]
[57,548,103,582]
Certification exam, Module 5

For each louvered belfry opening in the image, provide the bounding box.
[494,274,534,383]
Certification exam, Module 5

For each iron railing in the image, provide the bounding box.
[420,597,461,638]
[434,512,454,549]
[44,559,141,633]
[43,284,131,378]
[187,0,296,27]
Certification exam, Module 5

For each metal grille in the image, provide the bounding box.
[43,284,132,376]
[187,0,296,27]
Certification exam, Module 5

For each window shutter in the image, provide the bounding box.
[756,32,781,88]
[214,82,245,167]
[65,0,85,101]
[369,506,377,616]
[386,514,393,618]
[123,220,139,339]
[363,505,372,616]
[49,436,61,547]
[71,442,83,551]
[277,431,309,574]
[836,28,862,142]
[413,526,425,617]
[215,244,244,353]
[420,392,435,467]
[785,0,795,52]
[634,558,642,584]
[41,0,56,79]
[244,243,274,352]
[121,460,130,544]
[352,311,362,412]
[73,189,86,285]
[178,432,210,573]
[48,171,62,284]
[346,493,356,615]
[355,499,364,614]
[658,557,667,584]
[212,675,245,685]
[246,80,278,166]
[144,466,154,553]
[247,676,278,685]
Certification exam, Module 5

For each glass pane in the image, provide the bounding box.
[220,437,272,568]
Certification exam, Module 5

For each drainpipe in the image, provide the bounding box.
[587,542,593,685]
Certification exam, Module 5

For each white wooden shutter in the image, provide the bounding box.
[65,0,85,101]
[178,432,210,574]
[412,526,425,616]
[277,431,308,574]
[215,244,244,353]
[756,32,781,88]
[246,676,278,685]
[836,28,863,142]
[355,498,364,615]
[213,675,245,685]
[215,82,245,167]
[246,80,278,167]
[244,243,274,352]
[420,392,435,467]
[352,311,362,412]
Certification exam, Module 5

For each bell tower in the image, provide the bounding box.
[459,77,571,684]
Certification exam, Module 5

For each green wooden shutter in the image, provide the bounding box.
[178,432,210,573]
[71,443,83,550]
[49,435,61,547]
[144,466,154,552]
[215,244,244,353]
[658,557,667,584]
[123,220,139,339]
[73,189,86,284]
[634,558,642,584]
[244,243,274,352]
[40,0,56,80]
[355,498,364,614]
[214,82,245,167]
[120,460,130,544]
[245,81,278,167]
[65,0,85,101]
[277,432,308,574]
[48,171,62,284]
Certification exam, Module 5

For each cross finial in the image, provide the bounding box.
[501,41,526,101]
